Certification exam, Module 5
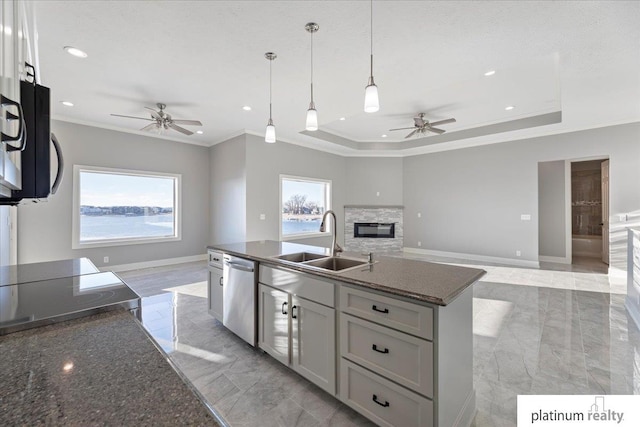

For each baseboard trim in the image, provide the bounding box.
[403,247,540,268]
[102,254,207,272]
[538,255,571,265]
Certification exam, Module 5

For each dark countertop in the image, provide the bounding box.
[207,240,486,306]
[0,308,218,426]
[0,258,99,287]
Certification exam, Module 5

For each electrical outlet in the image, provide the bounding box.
[376,191,380,197]
[516,250,521,257]
[418,241,422,247]
[103,256,109,263]
[417,212,421,218]
[259,214,266,220]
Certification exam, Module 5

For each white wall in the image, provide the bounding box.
[17,120,211,268]
[345,157,403,206]
[403,123,640,269]
[538,160,566,259]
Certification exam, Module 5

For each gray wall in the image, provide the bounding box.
[208,134,348,248]
[345,157,403,205]
[209,134,247,244]
[538,160,567,258]
[17,120,211,267]
[403,123,640,269]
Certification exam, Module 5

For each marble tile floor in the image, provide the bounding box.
[118,259,640,427]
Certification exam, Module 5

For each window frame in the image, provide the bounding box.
[72,165,182,249]
[279,174,332,241]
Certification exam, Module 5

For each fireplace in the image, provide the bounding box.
[354,222,395,238]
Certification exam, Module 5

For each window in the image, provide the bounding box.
[280,175,331,240]
[72,165,181,248]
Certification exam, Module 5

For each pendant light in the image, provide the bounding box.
[364,0,379,113]
[305,22,319,131]
[265,52,277,143]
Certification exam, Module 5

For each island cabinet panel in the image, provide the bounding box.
[340,359,433,427]
[207,267,223,321]
[291,295,336,394]
[340,313,433,397]
[258,284,290,366]
[340,285,433,340]
[259,265,334,307]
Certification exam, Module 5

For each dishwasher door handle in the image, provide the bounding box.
[224,261,255,273]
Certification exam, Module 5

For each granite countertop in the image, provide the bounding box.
[0,308,218,426]
[208,240,486,306]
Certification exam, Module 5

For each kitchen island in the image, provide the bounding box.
[0,258,218,426]
[207,240,486,427]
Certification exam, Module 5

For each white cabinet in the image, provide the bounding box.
[258,284,290,366]
[206,250,224,322]
[291,295,336,394]
[258,266,336,395]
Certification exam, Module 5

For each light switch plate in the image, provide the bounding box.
[521,214,531,221]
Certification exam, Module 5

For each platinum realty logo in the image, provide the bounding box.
[517,395,640,426]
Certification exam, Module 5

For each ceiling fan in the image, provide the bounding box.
[389,113,456,139]
[111,103,202,136]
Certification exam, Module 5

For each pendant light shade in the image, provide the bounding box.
[265,52,277,143]
[305,23,319,131]
[364,0,379,113]
[305,106,318,131]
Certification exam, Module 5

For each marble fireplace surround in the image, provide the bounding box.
[344,205,404,253]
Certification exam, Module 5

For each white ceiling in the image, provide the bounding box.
[33,1,640,156]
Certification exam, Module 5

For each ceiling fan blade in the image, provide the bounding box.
[388,127,416,131]
[140,123,158,132]
[111,114,154,121]
[427,127,446,134]
[172,119,203,126]
[405,129,418,139]
[169,123,194,135]
[429,118,456,127]
[144,107,162,120]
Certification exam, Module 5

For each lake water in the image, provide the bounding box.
[282,219,322,235]
[80,214,174,241]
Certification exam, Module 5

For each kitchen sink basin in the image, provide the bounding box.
[303,257,368,271]
[275,252,328,263]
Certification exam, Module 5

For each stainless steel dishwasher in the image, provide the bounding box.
[222,254,257,346]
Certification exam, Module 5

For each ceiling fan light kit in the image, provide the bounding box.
[265,52,277,143]
[388,113,456,138]
[364,0,379,113]
[305,22,319,131]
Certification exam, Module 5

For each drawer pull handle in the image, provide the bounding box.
[292,305,298,319]
[372,305,389,314]
[219,277,224,286]
[282,302,288,315]
[372,344,389,354]
[372,395,390,408]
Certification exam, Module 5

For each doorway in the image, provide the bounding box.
[570,159,609,268]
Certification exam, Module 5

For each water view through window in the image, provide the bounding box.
[281,176,331,237]
[78,169,178,243]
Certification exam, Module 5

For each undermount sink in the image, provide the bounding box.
[275,252,328,263]
[303,257,368,272]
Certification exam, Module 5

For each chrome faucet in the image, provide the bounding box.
[319,210,342,257]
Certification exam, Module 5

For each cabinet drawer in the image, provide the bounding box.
[340,358,433,427]
[208,250,223,268]
[259,265,334,307]
[340,286,433,340]
[341,314,433,397]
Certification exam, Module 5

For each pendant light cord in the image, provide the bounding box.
[269,58,273,119]
[310,29,314,102]
[370,0,374,79]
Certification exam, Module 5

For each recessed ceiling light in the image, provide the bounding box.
[505,105,515,111]
[339,117,346,121]
[484,70,496,76]
[381,134,388,138]
[63,46,88,58]
[196,130,204,135]
[242,106,252,111]
[61,101,74,107]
